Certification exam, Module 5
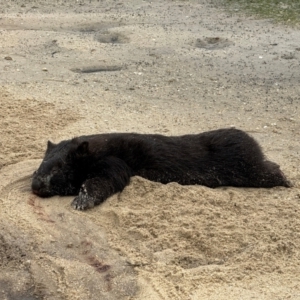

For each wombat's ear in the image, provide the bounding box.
[76,141,89,155]
[46,141,56,154]
[47,141,56,149]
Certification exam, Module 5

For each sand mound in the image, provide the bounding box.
[1,162,299,299]
[0,89,79,168]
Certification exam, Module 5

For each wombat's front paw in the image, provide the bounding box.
[71,184,95,210]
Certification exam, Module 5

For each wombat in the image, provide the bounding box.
[32,128,291,210]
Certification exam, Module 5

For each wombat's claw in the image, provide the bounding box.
[71,196,95,210]
[71,186,95,210]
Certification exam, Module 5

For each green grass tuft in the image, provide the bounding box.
[223,0,300,26]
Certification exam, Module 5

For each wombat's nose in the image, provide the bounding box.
[32,178,43,193]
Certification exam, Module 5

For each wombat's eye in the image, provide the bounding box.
[51,166,61,174]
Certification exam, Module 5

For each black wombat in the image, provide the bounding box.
[32,128,291,210]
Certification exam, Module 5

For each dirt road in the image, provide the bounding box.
[0,1,300,299]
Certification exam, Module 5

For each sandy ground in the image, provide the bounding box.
[0,0,300,299]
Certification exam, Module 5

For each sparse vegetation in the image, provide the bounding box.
[223,0,300,25]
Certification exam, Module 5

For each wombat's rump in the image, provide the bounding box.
[32,128,291,210]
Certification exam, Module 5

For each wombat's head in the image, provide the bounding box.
[32,138,90,197]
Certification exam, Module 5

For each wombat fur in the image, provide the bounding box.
[32,128,291,210]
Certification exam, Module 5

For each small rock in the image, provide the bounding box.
[42,68,48,71]
[281,53,295,60]
[4,56,12,60]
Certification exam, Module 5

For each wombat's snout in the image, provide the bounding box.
[32,177,44,195]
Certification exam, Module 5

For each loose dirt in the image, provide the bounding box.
[0,1,299,299]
